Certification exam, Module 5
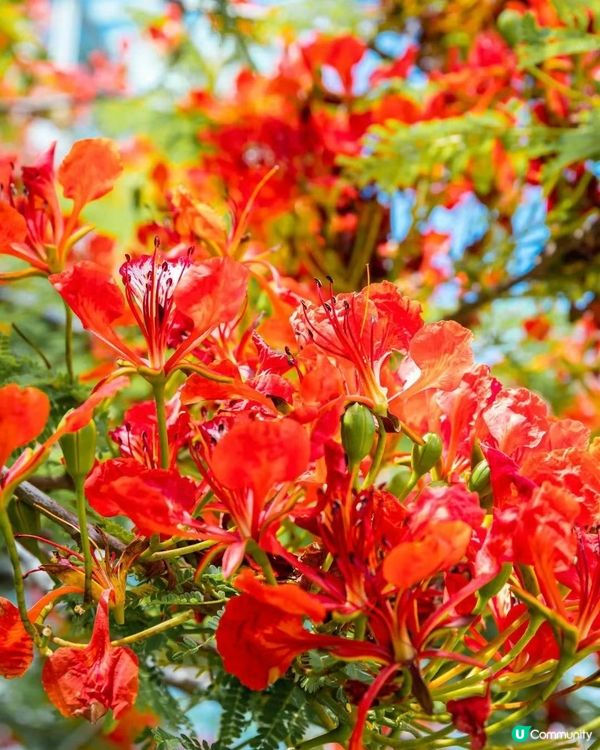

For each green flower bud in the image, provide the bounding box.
[341,403,375,467]
[469,459,491,495]
[497,8,522,46]
[388,466,413,499]
[411,433,442,477]
[60,420,97,480]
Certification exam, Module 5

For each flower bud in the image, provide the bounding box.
[497,8,522,46]
[341,403,375,468]
[388,466,413,499]
[469,460,491,495]
[411,433,442,477]
[60,420,97,480]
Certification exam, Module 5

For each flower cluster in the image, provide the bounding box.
[0,171,598,747]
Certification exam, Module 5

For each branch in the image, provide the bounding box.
[450,214,600,324]
[12,480,126,553]
[450,263,543,325]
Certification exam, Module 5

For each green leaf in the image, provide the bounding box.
[216,675,252,750]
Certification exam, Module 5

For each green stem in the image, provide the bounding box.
[354,613,367,641]
[64,303,74,383]
[363,415,387,487]
[111,609,195,646]
[11,324,52,369]
[74,477,93,602]
[0,508,39,644]
[432,615,544,699]
[295,724,350,750]
[145,540,216,561]
[151,380,170,470]
[250,542,277,585]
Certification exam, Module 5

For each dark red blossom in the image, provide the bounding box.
[447,693,491,750]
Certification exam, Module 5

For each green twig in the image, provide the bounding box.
[111,609,196,646]
[151,380,170,470]
[0,507,39,644]
[64,302,75,383]
[11,324,52,369]
[363,415,387,487]
[74,477,93,602]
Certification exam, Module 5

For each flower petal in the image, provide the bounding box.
[0,597,33,678]
[0,384,50,469]
[58,138,123,209]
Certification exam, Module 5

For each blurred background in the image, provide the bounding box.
[0,0,599,747]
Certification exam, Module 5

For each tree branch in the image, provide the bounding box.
[12,480,126,553]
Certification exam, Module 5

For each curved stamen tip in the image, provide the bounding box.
[154,235,161,251]
[326,275,334,284]
[314,277,323,288]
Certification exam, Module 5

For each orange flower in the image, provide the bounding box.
[0,378,128,506]
[0,586,83,678]
[57,138,122,213]
[216,570,385,690]
[0,140,122,281]
[383,520,473,591]
[42,590,138,722]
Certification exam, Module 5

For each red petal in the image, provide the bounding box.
[51,263,136,363]
[0,202,27,252]
[211,418,310,502]
[0,384,50,469]
[216,594,310,690]
[234,569,326,621]
[383,521,472,590]
[85,459,200,537]
[168,257,249,367]
[0,597,33,678]
[42,592,138,721]
[58,138,122,208]
[403,321,474,397]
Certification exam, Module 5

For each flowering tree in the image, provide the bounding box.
[0,141,599,749]
[0,1,599,749]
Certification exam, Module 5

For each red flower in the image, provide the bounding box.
[0,140,122,281]
[292,280,423,414]
[0,586,83,679]
[110,394,190,469]
[51,251,248,374]
[216,569,384,690]
[42,590,138,722]
[447,693,491,750]
[194,417,310,563]
[383,520,473,591]
[0,378,127,506]
[216,569,327,689]
[302,34,367,97]
[85,459,200,538]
